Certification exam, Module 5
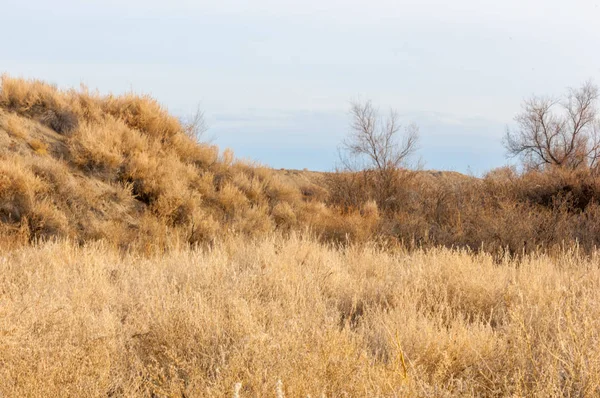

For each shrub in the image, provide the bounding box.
[3,112,28,138]
[272,202,297,230]
[41,109,79,135]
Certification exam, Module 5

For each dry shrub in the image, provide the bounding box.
[3,74,600,396]
[271,202,297,230]
[2,112,28,138]
[216,182,249,217]
[0,75,79,134]
[231,171,267,205]
[0,157,46,223]
[172,132,220,167]
[0,157,74,240]
[234,204,273,236]
[187,211,221,246]
[6,74,600,254]
[324,163,600,255]
[515,167,600,211]
[69,119,129,173]
[27,200,70,239]
[299,181,328,202]
[0,75,64,113]
[40,108,79,135]
[0,74,383,250]
[0,74,322,248]
[100,94,181,140]
[325,170,371,210]
[299,202,379,244]
[326,168,417,213]
[265,175,302,205]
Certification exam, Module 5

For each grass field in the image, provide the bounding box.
[2,234,599,397]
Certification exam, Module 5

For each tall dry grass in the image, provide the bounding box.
[1,234,599,397]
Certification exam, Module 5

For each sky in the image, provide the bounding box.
[2,0,600,174]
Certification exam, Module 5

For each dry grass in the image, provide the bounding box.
[1,234,599,397]
[28,138,48,155]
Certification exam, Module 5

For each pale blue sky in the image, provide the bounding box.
[2,0,600,174]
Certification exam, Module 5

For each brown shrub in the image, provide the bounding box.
[265,176,302,205]
[3,112,28,138]
[272,202,297,230]
[100,94,181,140]
[0,157,46,224]
[299,181,328,202]
[0,76,79,135]
[41,109,79,135]
[325,168,417,213]
[324,163,600,255]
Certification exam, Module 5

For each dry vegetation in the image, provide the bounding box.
[2,236,600,397]
[0,75,354,251]
[2,75,600,397]
[2,75,600,254]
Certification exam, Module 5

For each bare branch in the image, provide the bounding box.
[338,99,420,210]
[504,81,600,170]
[182,105,211,143]
[342,100,419,172]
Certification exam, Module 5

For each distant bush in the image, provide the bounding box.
[324,164,600,255]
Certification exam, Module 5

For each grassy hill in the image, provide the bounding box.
[0,75,364,251]
[4,75,600,258]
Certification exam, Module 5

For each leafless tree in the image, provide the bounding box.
[341,99,419,171]
[182,105,212,143]
[504,81,600,170]
[334,99,419,211]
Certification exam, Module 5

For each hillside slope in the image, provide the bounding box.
[0,76,364,250]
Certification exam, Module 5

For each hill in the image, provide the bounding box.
[0,75,354,250]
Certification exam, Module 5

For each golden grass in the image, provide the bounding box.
[1,234,599,397]
[28,138,48,155]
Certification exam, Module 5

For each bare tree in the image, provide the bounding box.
[334,99,419,211]
[341,99,419,171]
[504,81,600,170]
[182,105,212,143]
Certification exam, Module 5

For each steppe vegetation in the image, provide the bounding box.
[2,75,600,397]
